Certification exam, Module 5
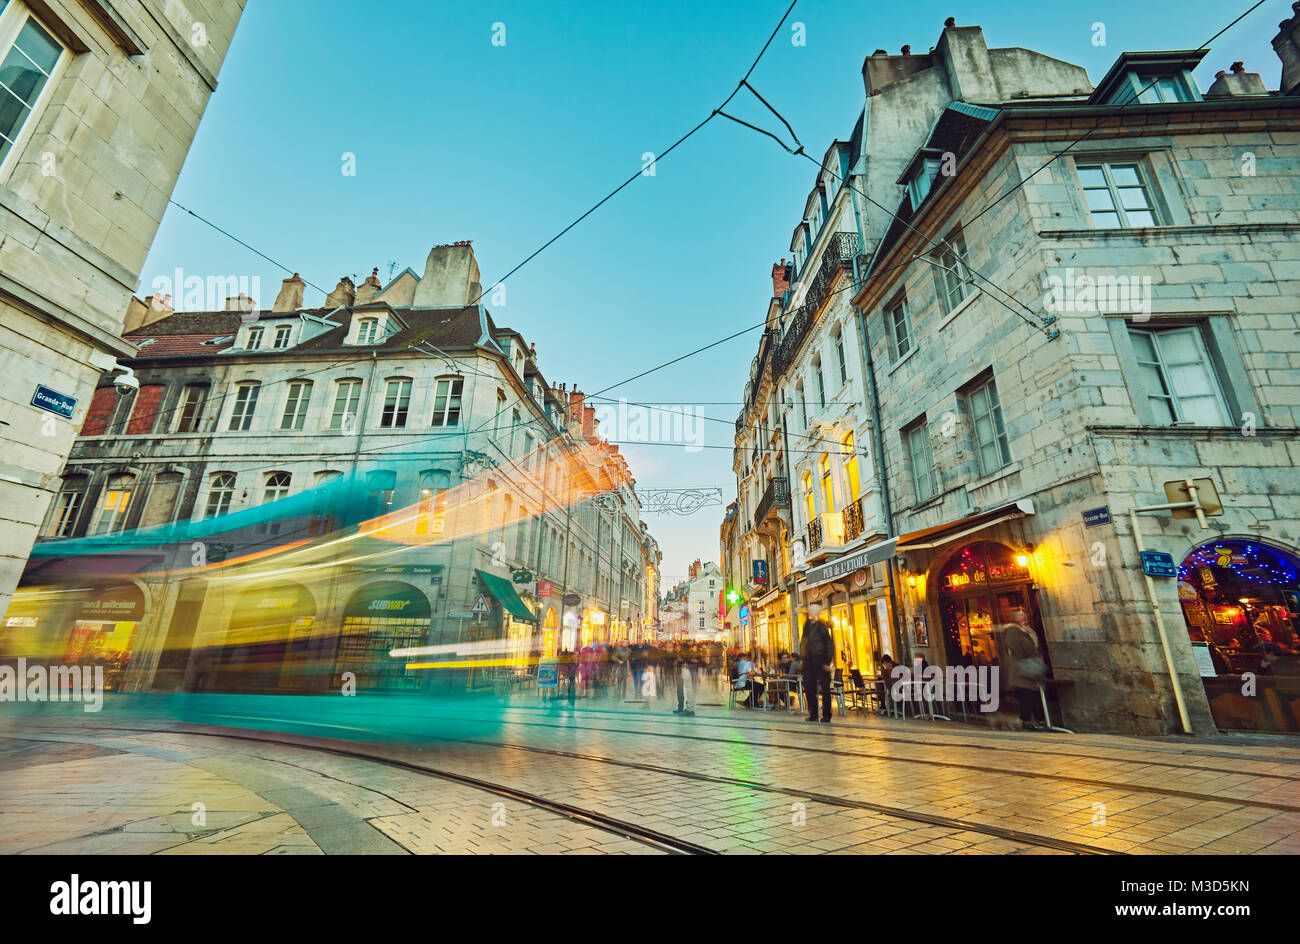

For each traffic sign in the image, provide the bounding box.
[1163,478,1223,518]
[470,594,490,613]
[1140,551,1177,577]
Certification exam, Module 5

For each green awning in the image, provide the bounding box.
[475,569,537,622]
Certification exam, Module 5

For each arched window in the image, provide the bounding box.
[801,469,814,524]
[205,472,236,518]
[417,470,451,535]
[263,471,291,504]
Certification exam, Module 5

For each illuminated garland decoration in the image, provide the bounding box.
[1177,541,1300,587]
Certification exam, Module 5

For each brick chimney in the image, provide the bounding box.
[569,388,585,425]
[325,276,356,308]
[1273,3,1300,96]
[771,259,791,297]
[355,268,383,305]
[1206,61,1267,97]
[272,273,305,312]
[582,406,595,440]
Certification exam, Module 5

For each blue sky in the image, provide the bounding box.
[140,0,1284,583]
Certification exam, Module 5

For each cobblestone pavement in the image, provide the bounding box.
[3,685,1299,854]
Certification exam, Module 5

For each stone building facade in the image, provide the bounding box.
[0,0,243,617]
[4,243,661,693]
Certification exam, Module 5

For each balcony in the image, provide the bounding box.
[842,495,865,541]
[754,477,790,526]
[771,233,859,378]
[807,513,845,556]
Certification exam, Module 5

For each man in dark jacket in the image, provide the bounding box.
[800,602,835,722]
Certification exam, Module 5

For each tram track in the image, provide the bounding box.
[67,721,1115,855]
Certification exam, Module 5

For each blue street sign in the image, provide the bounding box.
[1140,551,1177,577]
[1082,506,1112,527]
[31,385,76,419]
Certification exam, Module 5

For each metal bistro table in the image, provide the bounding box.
[1035,679,1075,733]
[896,679,950,721]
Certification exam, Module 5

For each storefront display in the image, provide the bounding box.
[335,581,430,691]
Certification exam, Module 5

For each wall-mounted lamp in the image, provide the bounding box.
[906,575,917,587]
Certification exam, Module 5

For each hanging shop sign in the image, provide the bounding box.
[752,559,768,584]
[537,581,553,598]
[562,593,581,608]
[512,570,533,584]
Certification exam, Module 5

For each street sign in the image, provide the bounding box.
[1163,478,1223,518]
[470,594,489,613]
[1140,550,1177,577]
[31,385,76,419]
[449,611,475,619]
[1082,506,1112,527]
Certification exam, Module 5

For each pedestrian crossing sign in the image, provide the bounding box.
[470,594,489,613]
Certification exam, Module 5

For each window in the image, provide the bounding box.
[93,476,134,535]
[933,231,973,312]
[176,384,207,433]
[1077,162,1157,228]
[417,469,450,535]
[699,617,705,629]
[1129,326,1229,426]
[819,452,835,515]
[272,325,291,349]
[329,379,362,430]
[796,381,807,430]
[245,325,264,349]
[509,408,520,449]
[814,357,826,406]
[357,318,379,344]
[431,376,463,427]
[887,296,912,361]
[262,471,291,504]
[280,380,312,430]
[46,479,85,537]
[228,382,260,431]
[966,378,1012,476]
[904,419,935,503]
[493,390,506,436]
[842,432,860,503]
[0,4,64,167]
[834,328,847,386]
[380,379,411,428]
[205,473,236,518]
[906,156,941,208]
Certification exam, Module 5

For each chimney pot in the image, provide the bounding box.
[1231,60,1245,72]
[944,16,956,27]
[901,44,911,54]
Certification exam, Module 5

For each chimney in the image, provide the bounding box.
[412,240,481,307]
[325,276,356,308]
[224,293,256,312]
[1205,61,1267,97]
[122,293,174,332]
[355,268,383,305]
[771,259,791,297]
[1273,4,1300,96]
[272,273,305,312]
[582,406,595,440]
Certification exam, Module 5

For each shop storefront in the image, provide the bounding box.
[475,569,539,661]
[801,542,896,676]
[1178,539,1300,733]
[934,541,1043,674]
[207,582,315,693]
[335,581,431,691]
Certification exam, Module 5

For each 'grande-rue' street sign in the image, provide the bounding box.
[31,385,76,419]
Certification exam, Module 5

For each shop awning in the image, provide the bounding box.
[895,499,1035,551]
[475,569,537,622]
[803,538,899,591]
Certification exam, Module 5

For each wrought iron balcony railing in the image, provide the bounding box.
[842,495,865,541]
[771,233,859,379]
[807,516,823,553]
[754,477,790,526]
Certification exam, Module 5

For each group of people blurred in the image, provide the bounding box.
[556,641,726,715]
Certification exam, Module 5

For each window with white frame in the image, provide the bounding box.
[329,378,361,430]
[272,325,292,349]
[965,377,1012,476]
[904,418,935,504]
[45,476,85,536]
[380,378,411,428]
[933,231,973,313]
[1128,325,1229,426]
[1077,161,1158,228]
[245,325,264,349]
[796,381,807,429]
[887,296,912,361]
[205,473,236,518]
[814,357,826,406]
[92,475,134,535]
[262,471,291,504]
[175,384,207,433]
[833,328,847,387]
[0,3,64,167]
[280,380,312,430]
[356,318,380,344]
[228,382,260,431]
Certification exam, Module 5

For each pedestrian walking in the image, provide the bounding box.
[800,602,835,722]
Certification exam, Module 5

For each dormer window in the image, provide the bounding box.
[901,150,942,209]
[246,325,264,349]
[357,318,379,344]
[1091,52,1205,106]
[1107,72,1198,104]
[272,325,292,348]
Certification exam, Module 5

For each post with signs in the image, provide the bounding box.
[1127,478,1225,735]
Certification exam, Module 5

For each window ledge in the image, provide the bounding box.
[964,460,1023,493]
[937,289,981,331]
[886,346,918,376]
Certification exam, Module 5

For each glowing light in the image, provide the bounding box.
[1015,554,1029,567]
